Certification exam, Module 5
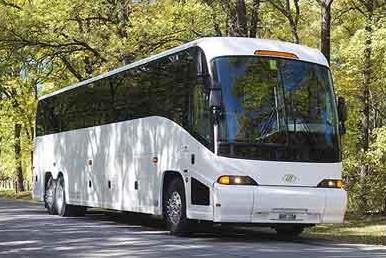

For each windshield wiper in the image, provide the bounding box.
[290,110,319,145]
[256,103,286,143]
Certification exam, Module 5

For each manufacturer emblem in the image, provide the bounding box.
[282,174,298,183]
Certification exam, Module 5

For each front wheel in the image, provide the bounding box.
[275,225,305,239]
[163,178,190,235]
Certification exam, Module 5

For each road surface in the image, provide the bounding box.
[0,199,385,257]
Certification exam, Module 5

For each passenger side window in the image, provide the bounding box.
[192,85,211,143]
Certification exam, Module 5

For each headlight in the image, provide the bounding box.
[317,179,344,188]
[217,175,258,186]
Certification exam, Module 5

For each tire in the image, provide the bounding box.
[56,176,86,217]
[275,225,304,239]
[163,177,190,235]
[44,177,57,215]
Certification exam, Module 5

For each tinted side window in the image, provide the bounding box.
[192,85,211,143]
[191,50,212,149]
[36,47,212,140]
[120,49,196,126]
[58,84,95,132]
[44,97,61,135]
[93,79,119,125]
[148,50,195,126]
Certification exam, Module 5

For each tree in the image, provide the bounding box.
[353,0,385,213]
[232,0,248,37]
[316,0,333,63]
[206,0,262,38]
[266,0,301,43]
[0,0,216,190]
[332,0,386,213]
[250,0,262,38]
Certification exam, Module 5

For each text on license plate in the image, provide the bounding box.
[279,213,297,220]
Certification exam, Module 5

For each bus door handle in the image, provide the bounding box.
[183,169,189,183]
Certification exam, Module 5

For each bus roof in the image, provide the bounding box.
[39,37,328,100]
[197,37,328,66]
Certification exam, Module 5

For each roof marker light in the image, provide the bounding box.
[254,50,299,59]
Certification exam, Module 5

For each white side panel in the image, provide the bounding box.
[213,185,254,222]
[322,189,347,223]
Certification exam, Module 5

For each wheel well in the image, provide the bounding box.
[162,171,184,209]
[44,172,52,191]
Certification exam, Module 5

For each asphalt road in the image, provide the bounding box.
[0,199,385,258]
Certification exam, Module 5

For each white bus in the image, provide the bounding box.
[32,37,347,236]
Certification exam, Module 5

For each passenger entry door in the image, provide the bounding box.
[184,65,214,220]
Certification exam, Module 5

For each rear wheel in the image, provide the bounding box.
[56,176,86,217]
[163,178,190,235]
[44,177,57,215]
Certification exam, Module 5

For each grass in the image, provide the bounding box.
[304,214,386,246]
[0,189,32,200]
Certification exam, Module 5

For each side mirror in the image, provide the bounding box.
[212,106,227,124]
[337,96,347,135]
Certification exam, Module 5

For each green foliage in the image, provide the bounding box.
[0,189,32,200]
[363,128,386,212]
[331,0,386,213]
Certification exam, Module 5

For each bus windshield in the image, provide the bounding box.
[213,56,340,162]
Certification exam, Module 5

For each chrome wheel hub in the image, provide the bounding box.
[46,183,55,207]
[166,191,182,225]
[56,183,64,212]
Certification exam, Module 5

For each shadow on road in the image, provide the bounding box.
[86,208,296,242]
[0,199,385,258]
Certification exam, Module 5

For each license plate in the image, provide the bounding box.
[279,213,297,220]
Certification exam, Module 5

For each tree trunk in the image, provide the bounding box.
[31,126,34,175]
[117,0,130,65]
[289,19,300,44]
[384,194,386,215]
[249,0,261,38]
[228,0,248,37]
[358,1,374,214]
[14,123,24,193]
[320,0,332,63]
[213,13,222,36]
[267,0,300,43]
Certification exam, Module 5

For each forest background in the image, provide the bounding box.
[0,0,385,214]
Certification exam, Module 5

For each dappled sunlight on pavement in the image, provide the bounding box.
[0,199,385,257]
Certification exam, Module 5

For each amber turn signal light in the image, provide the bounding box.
[317,179,344,188]
[217,175,258,186]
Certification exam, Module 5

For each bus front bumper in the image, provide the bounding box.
[213,184,347,224]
